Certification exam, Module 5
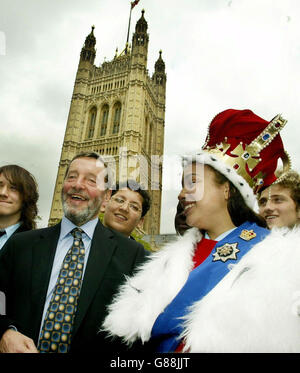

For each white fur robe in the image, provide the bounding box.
[102,227,300,353]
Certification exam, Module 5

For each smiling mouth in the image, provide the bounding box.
[69,194,87,201]
[114,214,128,221]
[265,215,278,220]
[183,203,196,214]
[68,194,88,203]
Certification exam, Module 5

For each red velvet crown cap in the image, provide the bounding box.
[202,109,288,193]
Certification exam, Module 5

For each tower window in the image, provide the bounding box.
[148,122,153,152]
[100,104,109,136]
[112,103,121,134]
[144,117,148,151]
[137,35,144,45]
[87,107,97,139]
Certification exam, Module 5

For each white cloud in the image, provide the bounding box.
[1,0,299,233]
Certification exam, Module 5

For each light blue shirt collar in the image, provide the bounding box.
[0,222,22,250]
[60,216,99,240]
[204,227,237,241]
[3,222,22,237]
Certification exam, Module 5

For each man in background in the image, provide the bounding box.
[258,169,300,229]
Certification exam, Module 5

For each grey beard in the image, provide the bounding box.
[62,193,101,226]
[63,205,96,226]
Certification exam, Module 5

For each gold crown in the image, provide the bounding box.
[204,114,291,190]
[240,229,257,241]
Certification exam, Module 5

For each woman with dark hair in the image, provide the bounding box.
[207,165,266,228]
[174,201,190,236]
[102,109,291,352]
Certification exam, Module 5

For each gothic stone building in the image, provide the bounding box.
[48,10,166,235]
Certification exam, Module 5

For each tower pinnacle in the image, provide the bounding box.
[153,50,166,85]
[80,26,96,64]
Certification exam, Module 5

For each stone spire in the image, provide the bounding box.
[80,26,96,64]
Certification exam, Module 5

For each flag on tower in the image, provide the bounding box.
[131,0,140,9]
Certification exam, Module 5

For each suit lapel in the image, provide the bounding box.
[72,221,117,337]
[30,224,61,332]
[13,223,28,235]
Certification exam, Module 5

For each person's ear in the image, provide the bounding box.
[100,190,111,212]
[104,189,112,201]
[100,201,107,213]
[137,217,144,230]
[223,182,230,200]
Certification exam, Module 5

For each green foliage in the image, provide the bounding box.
[98,212,153,251]
[98,212,104,223]
[131,231,153,251]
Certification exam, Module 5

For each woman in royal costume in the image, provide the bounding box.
[102,109,299,353]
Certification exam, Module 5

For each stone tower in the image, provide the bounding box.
[48,10,166,235]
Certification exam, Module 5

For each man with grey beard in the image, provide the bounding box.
[0,152,148,353]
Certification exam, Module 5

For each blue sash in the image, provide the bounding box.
[150,221,269,352]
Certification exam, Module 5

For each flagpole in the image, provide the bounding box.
[125,5,133,54]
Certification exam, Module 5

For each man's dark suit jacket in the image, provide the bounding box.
[0,220,148,352]
[13,224,29,235]
[0,223,29,315]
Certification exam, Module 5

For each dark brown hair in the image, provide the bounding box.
[257,169,300,211]
[0,165,39,230]
[111,180,151,218]
[174,201,191,236]
[207,165,267,228]
[64,152,110,185]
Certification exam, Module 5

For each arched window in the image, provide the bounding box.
[143,117,148,151]
[148,122,153,152]
[112,102,121,134]
[100,104,109,136]
[87,107,97,139]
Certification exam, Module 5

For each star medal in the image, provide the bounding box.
[212,243,239,262]
[239,229,257,241]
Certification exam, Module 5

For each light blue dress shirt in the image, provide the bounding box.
[38,216,99,338]
[0,222,22,250]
